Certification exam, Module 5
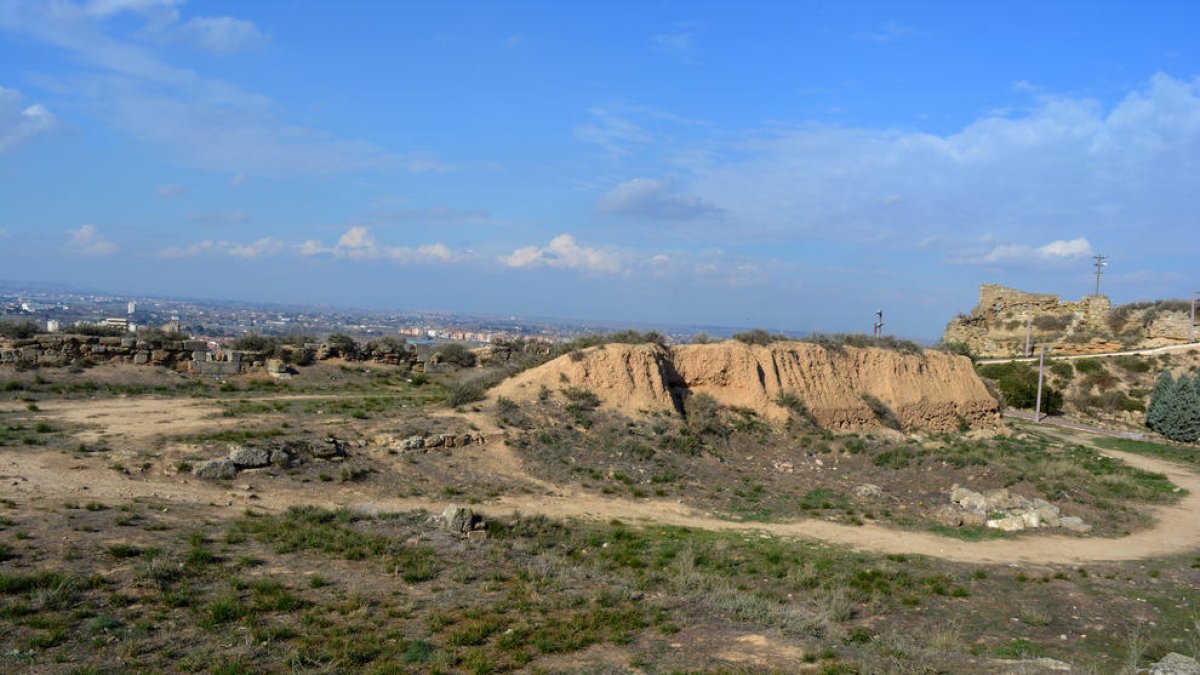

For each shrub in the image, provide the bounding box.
[732,328,789,346]
[861,394,901,430]
[326,333,359,358]
[684,393,726,438]
[0,320,39,339]
[1049,361,1074,380]
[804,333,923,355]
[935,341,975,361]
[1074,359,1104,375]
[1032,315,1072,331]
[977,362,1063,414]
[435,343,477,368]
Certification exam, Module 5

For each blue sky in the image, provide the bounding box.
[1,0,1198,339]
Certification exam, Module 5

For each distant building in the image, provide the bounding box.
[127,301,137,316]
[102,317,129,331]
[161,320,182,334]
[46,320,60,333]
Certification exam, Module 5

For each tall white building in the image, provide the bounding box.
[127,301,137,315]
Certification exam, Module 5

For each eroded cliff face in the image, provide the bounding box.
[491,340,1001,432]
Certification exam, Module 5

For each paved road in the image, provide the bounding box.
[976,341,1200,365]
[1002,409,1148,441]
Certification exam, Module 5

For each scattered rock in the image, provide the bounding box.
[934,505,965,528]
[986,515,1027,532]
[193,458,237,480]
[1150,653,1200,675]
[853,483,882,499]
[945,485,1086,533]
[441,505,484,535]
[402,436,425,450]
[228,446,271,468]
[773,461,795,474]
[1058,516,1093,534]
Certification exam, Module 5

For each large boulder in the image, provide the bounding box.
[229,446,272,468]
[193,458,238,480]
[441,505,483,535]
[1150,653,1200,675]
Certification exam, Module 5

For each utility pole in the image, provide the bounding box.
[1024,303,1033,358]
[873,310,884,338]
[1034,345,1052,423]
[1191,291,1198,343]
[1092,254,1108,297]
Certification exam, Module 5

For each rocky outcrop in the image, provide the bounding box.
[1150,653,1200,675]
[943,486,1091,533]
[192,439,346,480]
[944,283,1195,357]
[491,340,1001,432]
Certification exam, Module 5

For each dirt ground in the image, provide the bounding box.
[3,362,1200,672]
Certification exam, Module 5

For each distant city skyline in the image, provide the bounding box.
[1,1,1197,339]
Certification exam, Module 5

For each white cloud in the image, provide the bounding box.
[0,86,57,152]
[228,172,246,187]
[502,234,622,274]
[574,108,652,156]
[597,177,721,220]
[177,16,266,53]
[66,224,118,256]
[156,183,185,199]
[0,2,446,175]
[954,237,1094,266]
[158,237,283,258]
[298,226,460,263]
[675,73,1200,248]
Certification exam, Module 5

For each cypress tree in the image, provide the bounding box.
[1157,373,1200,442]
[1146,370,1175,434]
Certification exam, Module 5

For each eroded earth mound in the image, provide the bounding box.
[491,340,1000,432]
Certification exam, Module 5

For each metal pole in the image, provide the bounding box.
[1092,254,1107,296]
[1034,346,1047,423]
[1024,303,1032,357]
[1191,291,1197,343]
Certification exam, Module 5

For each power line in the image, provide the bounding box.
[1092,254,1107,297]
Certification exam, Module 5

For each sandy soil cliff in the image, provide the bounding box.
[491,340,1001,432]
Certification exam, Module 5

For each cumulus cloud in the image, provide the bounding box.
[596,177,721,220]
[953,237,1094,266]
[502,235,622,274]
[677,73,1200,248]
[298,227,458,263]
[66,224,118,256]
[0,86,57,153]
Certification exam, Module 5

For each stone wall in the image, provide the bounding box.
[0,334,422,376]
[945,283,1190,357]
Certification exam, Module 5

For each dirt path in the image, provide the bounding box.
[4,433,1198,566]
[5,397,1200,565]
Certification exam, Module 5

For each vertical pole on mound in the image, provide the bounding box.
[1024,303,1033,358]
[1035,345,1049,423]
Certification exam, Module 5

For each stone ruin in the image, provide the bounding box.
[0,333,422,378]
[943,283,1194,357]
